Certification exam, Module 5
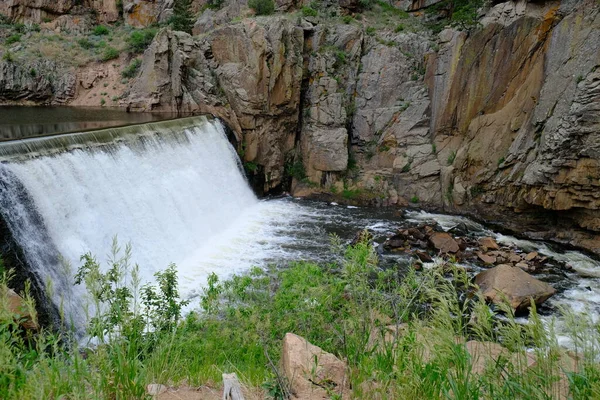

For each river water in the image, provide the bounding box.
[0,114,597,344]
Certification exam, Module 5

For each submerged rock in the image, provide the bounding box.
[474,265,556,312]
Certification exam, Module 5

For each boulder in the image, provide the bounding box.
[428,232,460,253]
[6,289,38,331]
[282,333,349,399]
[474,265,556,312]
[478,236,500,250]
[524,251,538,261]
[476,252,496,265]
[415,250,433,262]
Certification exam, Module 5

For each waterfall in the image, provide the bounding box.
[0,116,257,332]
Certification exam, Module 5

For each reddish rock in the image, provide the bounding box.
[282,333,349,399]
[6,289,38,331]
[478,236,500,250]
[428,232,460,253]
[415,250,433,262]
[525,251,539,261]
[477,252,496,265]
[474,265,556,312]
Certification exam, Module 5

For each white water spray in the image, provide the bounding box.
[0,117,258,330]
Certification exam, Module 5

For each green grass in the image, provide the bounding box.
[121,58,142,78]
[2,238,600,398]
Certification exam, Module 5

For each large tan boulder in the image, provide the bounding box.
[281,333,349,400]
[474,264,556,312]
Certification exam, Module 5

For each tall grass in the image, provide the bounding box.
[0,236,599,398]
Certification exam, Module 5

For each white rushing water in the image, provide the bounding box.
[0,118,264,330]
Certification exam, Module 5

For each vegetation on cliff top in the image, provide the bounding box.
[1,236,600,398]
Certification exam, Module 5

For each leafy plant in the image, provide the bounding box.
[302,6,318,17]
[248,0,275,16]
[5,34,21,45]
[93,25,110,36]
[410,195,419,203]
[2,51,14,62]
[447,150,456,165]
[121,58,142,78]
[127,28,157,53]
[100,46,119,61]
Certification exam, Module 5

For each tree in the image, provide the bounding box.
[169,0,194,34]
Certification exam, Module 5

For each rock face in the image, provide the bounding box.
[0,60,75,104]
[281,332,349,399]
[2,0,600,255]
[474,264,556,312]
[0,0,119,24]
[125,19,304,191]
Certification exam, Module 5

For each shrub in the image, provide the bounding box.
[366,26,376,36]
[0,13,10,25]
[121,58,142,78]
[2,51,14,62]
[410,195,419,203]
[395,24,405,32]
[100,98,106,106]
[301,6,318,17]
[93,25,110,36]
[127,28,157,53]
[5,34,21,45]
[29,68,36,77]
[285,158,306,181]
[206,0,225,9]
[248,0,275,16]
[100,46,119,61]
[77,37,95,49]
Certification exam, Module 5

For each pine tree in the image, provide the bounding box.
[169,0,194,34]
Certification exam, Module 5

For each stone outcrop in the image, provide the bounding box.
[0,0,119,24]
[474,264,556,312]
[281,332,349,399]
[124,18,304,191]
[0,59,75,104]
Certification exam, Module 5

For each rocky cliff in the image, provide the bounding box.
[1,0,599,255]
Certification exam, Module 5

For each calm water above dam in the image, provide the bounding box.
[0,106,181,139]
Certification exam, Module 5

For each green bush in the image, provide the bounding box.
[100,46,119,61]
[2,51,14,62]
[342,15,354,24]
[77,37,95,49]
[301,6,318,17]
[5,34,21,45]
[127,28,157,53]
[121,58,142,78]
[248,0,275,16]
[92,25,110,36]
[366,26,376,36]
